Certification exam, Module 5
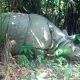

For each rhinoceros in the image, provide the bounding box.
[0,12,80,60]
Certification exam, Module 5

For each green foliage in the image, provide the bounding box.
[29,60,37,68]
[70,34,80,42]
[78,66,80,72]
[0,0,80,79]
[0,0,9,13]
[55,47,71,57]
[64,64,74,72]
[17,54,37,68]
[0,1,5,13]
[18,44,45,67]
[36,49,44,63]
[75,34,80,41]
[19,43,34,55]
[17,55,29,67]
[55,57,68,65]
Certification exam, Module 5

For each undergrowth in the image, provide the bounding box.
[10,43,80,80]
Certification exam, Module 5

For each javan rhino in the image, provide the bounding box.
[0,12,80,60]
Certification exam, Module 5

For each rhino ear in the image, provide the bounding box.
[62,29,69,36]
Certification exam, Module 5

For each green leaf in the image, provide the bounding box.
[19,43,34,54]
[17,55,28,67]
[37,49,44,63]
[29,60,36,68]
[64,74,70,80]
[78,66,80,72]
[76,34,80,41]
[55,57,67,65]
[71,34,80,41]
[64,64,73,72]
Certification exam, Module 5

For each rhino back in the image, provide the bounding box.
[0,13,29,48]
[26,14,52,49]
[7,13,29,44]
[0,13,52,49]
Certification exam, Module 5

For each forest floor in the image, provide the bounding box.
[0,56,80,80]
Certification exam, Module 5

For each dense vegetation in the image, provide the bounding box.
[0,0,80,80]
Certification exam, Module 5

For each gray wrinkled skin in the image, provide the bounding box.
[0,12,79,60]
[0,13,52,49]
